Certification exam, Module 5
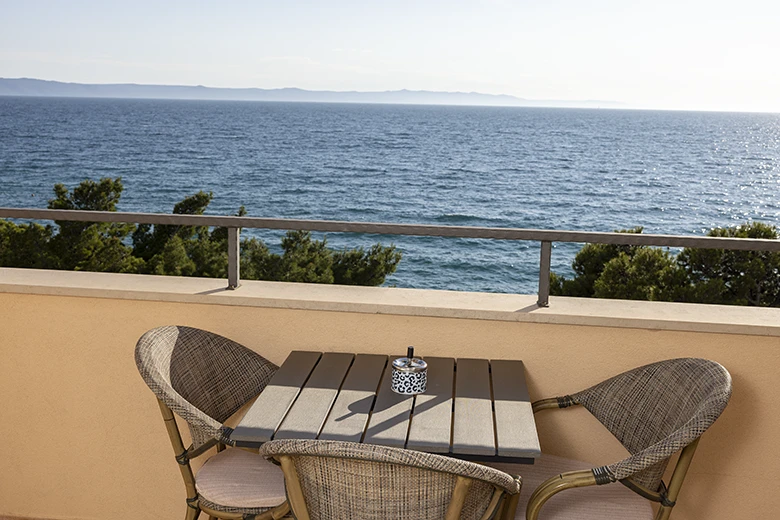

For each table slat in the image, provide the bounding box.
[274,352,355,439]
[230,350,322,445]
[363,356,414,448]
[491,360,542,458]
[452,358,495,456]
[406,357,455,453]
[318,354,388,442]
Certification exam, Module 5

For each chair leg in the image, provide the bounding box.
[653,438,700,520]
[655,505,673,520]
[494,495,507,520]
[502,492,520,520]
[185,504,201,520]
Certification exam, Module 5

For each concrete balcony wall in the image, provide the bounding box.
[1,268,778,520]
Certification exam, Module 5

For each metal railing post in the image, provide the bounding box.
[537,241,552,307]
[227,227,240,290]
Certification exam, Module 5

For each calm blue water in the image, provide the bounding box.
[1,97,779,293]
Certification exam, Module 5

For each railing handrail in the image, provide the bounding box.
[2,207,779,306]
[2,207,779,251]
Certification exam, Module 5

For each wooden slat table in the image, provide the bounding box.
[230,351,541,463]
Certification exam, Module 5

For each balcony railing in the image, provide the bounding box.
[2,207,779,307]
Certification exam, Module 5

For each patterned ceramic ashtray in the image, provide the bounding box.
[391,346,427,395]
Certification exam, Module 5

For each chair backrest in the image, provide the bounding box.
[262,439,520,520]
[135,325,278,449]
[571,357,732,489]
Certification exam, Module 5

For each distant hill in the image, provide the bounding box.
[0,78,622,109]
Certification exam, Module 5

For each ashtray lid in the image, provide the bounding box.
[392,355,427,373]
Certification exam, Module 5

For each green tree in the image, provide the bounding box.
[552,222,780,307]
[132,191,402,284]
[2,177,402,287]
[272,230,335,283]
[46,178,142,273]
[593,247,687,301]
[550,227,644,297]
[239,231,402,286]
[678,222,780,306]
[146,236,197,276]
[0,220,55,268]
[240,237,274,280]
[133,191,230,277]
[187,232,229,278]
[132,191,214,262]
[332,243,402,286]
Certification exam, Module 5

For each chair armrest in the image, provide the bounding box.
[532,395,580,413]
[598,424,702,483]
[532,394,691,483]
[526,470,597,520]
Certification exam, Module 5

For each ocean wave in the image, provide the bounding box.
[326,165,387,174]
[445,167,483,175]
[279,187,309,195]
[434,213,507,225]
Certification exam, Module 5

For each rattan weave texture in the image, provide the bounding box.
[135,325,278,449]
[568,357,732,489]
[263,439,521,520]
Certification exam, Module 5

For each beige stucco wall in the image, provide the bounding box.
[1,269,779,519]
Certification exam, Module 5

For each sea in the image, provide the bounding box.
[1,96,779,294]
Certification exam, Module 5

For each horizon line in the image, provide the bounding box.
[2,77,779,115]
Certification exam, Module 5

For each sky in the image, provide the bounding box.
[1,0,779,112]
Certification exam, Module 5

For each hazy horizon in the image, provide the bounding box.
[0,77,632,110]
[4,77,780,114]
[2,1,779,113]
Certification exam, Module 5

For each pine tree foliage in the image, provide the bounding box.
[551,223,780,307]
[0,177,401,287]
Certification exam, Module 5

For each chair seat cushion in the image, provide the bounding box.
[490,454,654,520]
[195,447,287,511]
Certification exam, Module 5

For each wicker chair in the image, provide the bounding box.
[262,439,523,520]
[510,358,732,520]
[135,325,290,520]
